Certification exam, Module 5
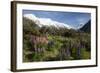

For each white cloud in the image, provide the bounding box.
[24,14,38,21]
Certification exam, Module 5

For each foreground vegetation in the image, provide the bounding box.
[23,17,91,62]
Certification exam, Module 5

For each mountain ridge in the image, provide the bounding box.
[80,20,91,33]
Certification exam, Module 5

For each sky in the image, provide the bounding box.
[23,10,91,29]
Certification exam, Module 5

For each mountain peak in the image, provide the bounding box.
[80,20,91,33]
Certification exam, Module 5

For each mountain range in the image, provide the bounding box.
[24,14,91,33]
[24,14,74,29]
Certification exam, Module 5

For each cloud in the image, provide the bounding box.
[24,14,38,21]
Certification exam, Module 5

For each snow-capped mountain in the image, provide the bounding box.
[24,14,73,29]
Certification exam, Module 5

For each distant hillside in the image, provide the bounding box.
[80,20,91,33]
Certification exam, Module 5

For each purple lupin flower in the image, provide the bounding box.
[66,48,70,57]
[76,42,82,59]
